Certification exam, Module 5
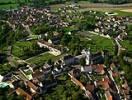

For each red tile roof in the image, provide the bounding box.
[112,71,119,77]
[27,81,38,92]
[98,78,110,90]
[94,64,104,74]
[108,95,113,100]
[16,88,32,100]
[85,83,95,92]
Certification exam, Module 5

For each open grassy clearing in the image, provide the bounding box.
[12,41,34,58]
[120,40,132,52]
[26,52,54,66]
[26,52,64,66]
[0,0,16,3]
[0,0,27,3]
[89,34,114,53]
[79,32,114,53]
[0,4,18,9]
[115,10,132,16]
[0,0,29,9]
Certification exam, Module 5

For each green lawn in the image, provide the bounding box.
[26,52,65,66]
[0,0,30,9]
[120,29,132,52]
[0,0,27,3]
[120,40,132,52]
[0,0,16,3]
[26,52,56,66]
[115,11,132,17]
[12,41,34,58]
[91,34,113,48]
[80,32,114,53]
[0,4,18,9]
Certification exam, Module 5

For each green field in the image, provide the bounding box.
[0,0,15,3]
[26,52,65,66]
[26,52,55,66]
[0,0,29,9]
[115,11,132,16]
[120,40,132,52]
[0,4,18,9]
[0,0,26,3]
[91,34,114,52]
[12,41,34,58]
[79,32,114,53]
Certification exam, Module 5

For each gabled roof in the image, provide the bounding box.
[112,71,119,77]
[93,64,104,74]
[85,83,95,92]
[97,78,110,90]
[16,88,32,100]
[32,70,44,79]
[27,81,38,92]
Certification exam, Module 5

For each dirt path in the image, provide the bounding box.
[120,9,132,12]
[78,2,132,8]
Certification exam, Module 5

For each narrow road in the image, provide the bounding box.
[22,23,33,35]
[114,38,125,56]
[115,38,121,56]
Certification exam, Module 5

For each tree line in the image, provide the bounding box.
[31,0,132,6]
[88,0,131,4]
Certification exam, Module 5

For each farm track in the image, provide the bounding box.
[51,2,132,11]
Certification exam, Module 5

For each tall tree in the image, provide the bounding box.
[0,22,16,49]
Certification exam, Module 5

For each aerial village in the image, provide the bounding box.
[0,2,132,100]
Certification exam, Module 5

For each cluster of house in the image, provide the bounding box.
[67,49,131,100]
[7,6,68,29]
[36,32,69,56]
[58,4,81,22]
[94,16,132,39]
[0,48,131,100]
[0,55,72,100]
[0,50,84,99]
[37,40,61,56]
